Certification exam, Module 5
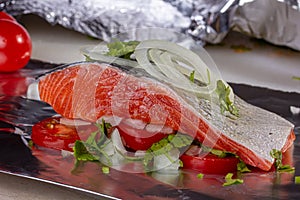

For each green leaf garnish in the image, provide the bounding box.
[237,161,251,173]
[210,149,228,158]
[73,120,113,165]
[73,140,98,161]
[144,133,193,167]
[292,76,300,81]
[102,166,110,174]
[270,149,295,173]
[201,146,230,158]
[295,176,300,184]
[106,39,140,58]
[215,80,239,117]
[223,173,243,186]
[197,173,204,179]
[189,70,195,83]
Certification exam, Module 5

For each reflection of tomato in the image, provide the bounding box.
[31,117,98,151]
[0,75,29,96]
[117,122,167,151]
[0,19,32,72]
[0,11,16,21]
[180,153,240,174]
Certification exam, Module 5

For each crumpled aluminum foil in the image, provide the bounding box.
[2,0,300,50]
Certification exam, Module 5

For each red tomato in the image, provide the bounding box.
[180,153,240,174]
[0,12,16,21]
[117,122,167,151]
[31,117,97,151]
[0,75,29,96]
[0,19,32,72]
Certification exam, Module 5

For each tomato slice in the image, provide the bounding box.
[31,117,97,151]
[180,153,240,174]
[117,122,167,151]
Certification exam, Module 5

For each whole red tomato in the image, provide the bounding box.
[0,19,32,72]
[0,11,16,21]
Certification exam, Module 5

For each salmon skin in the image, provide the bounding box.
[38,62,295,171]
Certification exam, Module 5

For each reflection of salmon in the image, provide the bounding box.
[38,62,295,171]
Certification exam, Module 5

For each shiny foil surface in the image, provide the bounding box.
[0,60,299,199]
[2,0,300,50]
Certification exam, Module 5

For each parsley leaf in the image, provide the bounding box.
[197,173,204,179]
[189,70,195,82]
[215,80,239,117]
[237,161,251,173]
[295,176,300,184]
[106,39,140,59]
[73,120,113,165]
[270,149,295,173]
[292,76,300,81]
[102,166,110,174]
[144,133,193,167]
[223,173,243,186]
[73,140,98,161]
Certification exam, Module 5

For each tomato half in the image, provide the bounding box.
[0,19,32,72]
[180,153,240,174]
[117,122,167,151]
[0,12,16,21]
[31,117,97,151]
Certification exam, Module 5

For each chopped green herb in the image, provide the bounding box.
[210,149,228,158]
[197,173,204,179]
[237,161,251,173]
[84,54,93,62]
[86,35,100,41]
[73,120,114,166]
[28,140,34,148]
[106,39,140,58]
[73,140,98,161]
[215,80,239,117]
[144,133,193,167]
[295,176,300,184]
[189,70,195,82]
[223,173,243,186]
[201,146,230,158]
[292,76,300,81]
[102,166,110,174]
[270,149,295,173]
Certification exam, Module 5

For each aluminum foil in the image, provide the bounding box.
[2,0,300,50]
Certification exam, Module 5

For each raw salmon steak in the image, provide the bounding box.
[38,62,295,171]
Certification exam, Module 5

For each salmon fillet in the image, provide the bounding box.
[38,62,295,171]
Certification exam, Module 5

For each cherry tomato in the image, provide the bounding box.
[180,153,240,174]
[31,117,97,151]
[0,11,16,21]
[117,122,167,151]
[0,19,32,72]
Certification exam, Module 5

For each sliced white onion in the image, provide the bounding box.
[60,118,91,126]
[110,128,127,155]
[97,115,122,127]
[153,148,181,171]
[134,40,220,99]
[145,124,173,134]
[122,118,146,129]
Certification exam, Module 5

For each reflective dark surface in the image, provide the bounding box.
[0,60,299,200]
